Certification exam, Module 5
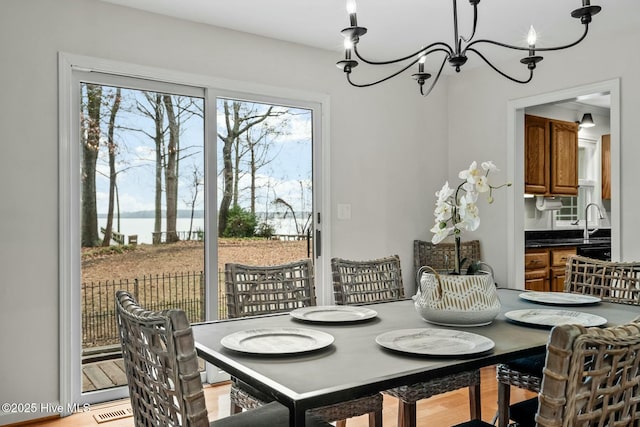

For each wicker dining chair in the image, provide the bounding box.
[413,241,485,426]
[224,260,383,427]
[332,255,488,427]
[496,255,640,427]
[114,290,332,427]
[413,239,481,289]
[516,317,640,427]
[225,259,316,318]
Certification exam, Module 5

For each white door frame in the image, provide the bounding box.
[505,79,621,289]
[58,52,331,413]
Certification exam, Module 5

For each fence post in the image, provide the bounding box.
[199,271,205,322]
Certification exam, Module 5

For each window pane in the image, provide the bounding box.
[79,82,205,391]
[215,98,313,319]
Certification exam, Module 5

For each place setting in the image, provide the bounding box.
[374,328,495,357]
[220,327,335,355]
[504,309,607,328]
[518,291,601,306]
[289,305,378,323]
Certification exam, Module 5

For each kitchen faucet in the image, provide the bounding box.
[584,203,604,242]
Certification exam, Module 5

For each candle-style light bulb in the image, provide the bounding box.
[527,25,537,48]
[418,55,426,73]
[344,38,354,59]
[346,0,357,14]
[346,0,358,26]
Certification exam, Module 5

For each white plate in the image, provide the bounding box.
[375,328,495,356]
[505,309,607,328]
[290,305,378,322]
[221,328,334,354]
[519,292,601,306]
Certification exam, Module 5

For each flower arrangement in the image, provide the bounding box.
[430,161,511,274]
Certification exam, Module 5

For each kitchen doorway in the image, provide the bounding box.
[506,79,621,289]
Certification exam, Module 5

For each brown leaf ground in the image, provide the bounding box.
[81,238,310,283]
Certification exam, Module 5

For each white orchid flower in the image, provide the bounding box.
[458,192,480,231]
[458,161,482,185]
[434,200,451,222]
[475,175,490,193]
[430,222,452,244]
[481,161,499,172]
[430,160,508,273]
[436,181,454,203]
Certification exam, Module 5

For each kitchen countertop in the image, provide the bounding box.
[525,237,611,249]
[524,229,611,249]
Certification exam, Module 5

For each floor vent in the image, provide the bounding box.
[92,406,133,423]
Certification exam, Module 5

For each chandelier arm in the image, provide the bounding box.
[459,2,478,43]
[346,59,421,88]
[353,42,453,66]
[466,48,534,84]
[420,57,448,97]
[465,24,589,54]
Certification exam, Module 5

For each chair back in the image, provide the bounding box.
[332,255,404,305]
[564,255,640,305]
[536,318,640,426]
[115,290,208,427]
[413,239,481,287]
[225,259,316,318]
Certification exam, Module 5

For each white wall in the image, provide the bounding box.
[447,24,640,286]
[0,0,448,423]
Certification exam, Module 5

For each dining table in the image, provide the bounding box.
[192,289,640,427]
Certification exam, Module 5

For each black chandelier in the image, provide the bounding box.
[337,0,602,96]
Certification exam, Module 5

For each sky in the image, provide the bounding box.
[89,85,313,217]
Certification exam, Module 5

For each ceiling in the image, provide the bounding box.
[99,0,639,69]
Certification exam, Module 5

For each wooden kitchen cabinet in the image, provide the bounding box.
[550,247,577,292]
[524,115,550,194]
[602,134,611,200]
[524,115,578,196]
[525,248,550,291]
[524,246,576,292]
[550,120,579,195]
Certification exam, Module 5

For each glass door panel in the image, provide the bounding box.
[79,81,205,393]
[215,97,314,320]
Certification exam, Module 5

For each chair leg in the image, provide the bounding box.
[335,420,347,427]
[398,401,417,427]
[468,383,482,420]
[369,409,383,427]
[230,402,243,415]
[497,383,510,427]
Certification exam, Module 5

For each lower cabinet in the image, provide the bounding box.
[525,246,576,292]
[525,249,549,291]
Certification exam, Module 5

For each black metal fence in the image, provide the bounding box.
[82,271,206,349]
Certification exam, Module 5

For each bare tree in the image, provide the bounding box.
[101,87,122,246]
[80,84,102,247]
[217,100,283,236]
[183,165,203,240]
[163,95,180,242]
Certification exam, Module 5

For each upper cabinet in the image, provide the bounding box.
[524,114,578,196]
[601,134,611,200]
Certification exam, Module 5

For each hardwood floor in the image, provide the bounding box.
[19,366,535,426]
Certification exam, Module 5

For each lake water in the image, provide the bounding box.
[98,215,308,245]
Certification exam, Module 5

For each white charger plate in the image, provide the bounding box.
[519,292,601,306]
[505,309,607,328]
[290,305,378,323]
[221,327,334,354]
[375,328,495,356]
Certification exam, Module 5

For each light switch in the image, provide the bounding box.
[337,203,352,220]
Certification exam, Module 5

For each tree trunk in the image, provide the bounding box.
[102,88,121,247]
[163,95,179,243]
[153,94,163,244]
[81,84,102,247]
